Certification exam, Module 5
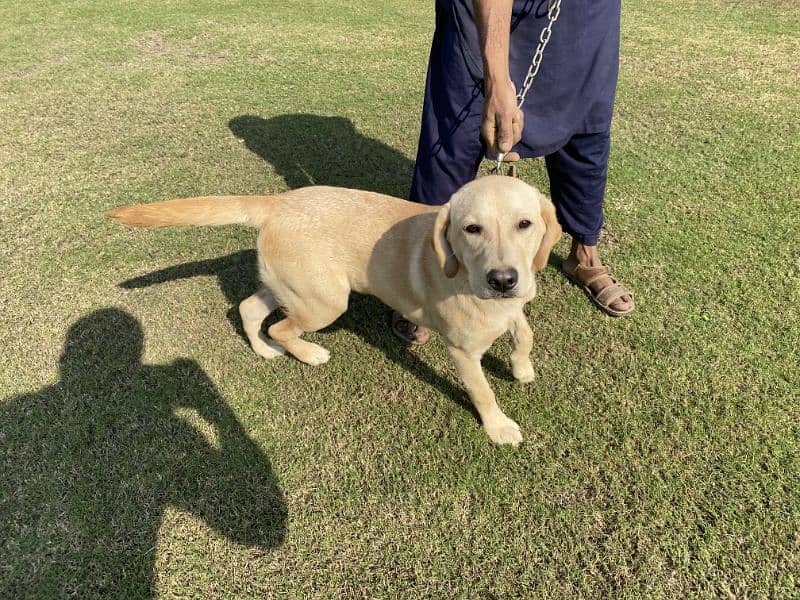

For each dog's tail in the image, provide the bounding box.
[106,196,274,229]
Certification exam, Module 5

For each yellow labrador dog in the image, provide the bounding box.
[108,175,561,445]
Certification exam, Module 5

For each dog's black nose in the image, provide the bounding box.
[487,268,518,293]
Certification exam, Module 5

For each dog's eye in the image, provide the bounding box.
[465,224,482,234]
[518,219,532,229]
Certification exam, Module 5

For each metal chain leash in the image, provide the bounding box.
[516,0,562,108]
[495,0,562,175]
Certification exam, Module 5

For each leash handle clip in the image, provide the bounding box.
[490,152,519,178]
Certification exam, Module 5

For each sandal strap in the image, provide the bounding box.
[572,264,611,287]
[596,283,630,307]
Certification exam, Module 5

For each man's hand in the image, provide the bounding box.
[473,0,522,157]
[481,77,523,157]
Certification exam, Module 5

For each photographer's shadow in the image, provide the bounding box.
[0,308,286,597]
[229,114,414,198]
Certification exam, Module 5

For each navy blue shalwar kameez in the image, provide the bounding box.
[410,0,621,246]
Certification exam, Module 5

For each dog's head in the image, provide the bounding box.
[432,175,561,299]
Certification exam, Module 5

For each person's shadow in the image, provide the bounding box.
[0,308,286,598]
[228,114,415,198]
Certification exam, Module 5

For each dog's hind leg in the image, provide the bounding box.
[266,299,346,366]
[239,288,285,359]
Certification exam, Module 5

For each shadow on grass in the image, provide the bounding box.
[120,253,481,419]
[228,114,414,198]
[0,309,286,598]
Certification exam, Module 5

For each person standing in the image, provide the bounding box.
[393,0,634,343]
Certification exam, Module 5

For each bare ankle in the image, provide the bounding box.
[569,240,601,267]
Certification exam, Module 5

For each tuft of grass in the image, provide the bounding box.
[1,0,798,597]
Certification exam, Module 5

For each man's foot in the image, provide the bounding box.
[390,311,431,344]
[562,241,634,317]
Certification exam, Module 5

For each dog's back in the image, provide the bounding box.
[109,185,435,280]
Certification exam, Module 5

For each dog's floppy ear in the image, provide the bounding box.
[533,192,562,272]
[432,203,459,278]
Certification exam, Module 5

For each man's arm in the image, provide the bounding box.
[473,0,523,156]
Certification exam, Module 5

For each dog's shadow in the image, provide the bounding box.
[119,251,510,420]
[229,114,415,199]
[120,250,524,419]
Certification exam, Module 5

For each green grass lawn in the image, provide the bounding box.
[1,0,798,597]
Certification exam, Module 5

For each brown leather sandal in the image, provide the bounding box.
[562,263,635,317]
[390,311,431,344]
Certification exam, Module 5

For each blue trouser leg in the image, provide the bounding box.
[544,131,610,246]
[409,0,485,205]
[408,82,484,206]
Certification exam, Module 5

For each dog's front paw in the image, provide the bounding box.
[298,342,331,366]
[512,360,535,383]
[484,416,523,446]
